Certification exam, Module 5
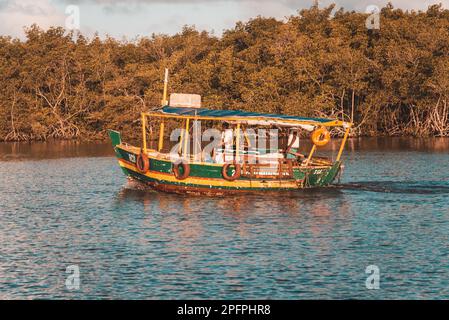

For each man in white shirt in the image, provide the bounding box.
[286,130,305,160]
[222,122,234,162]
[214,123,234,163]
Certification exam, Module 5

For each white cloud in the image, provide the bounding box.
[59,0,449,9]
[0,0,65,38]
[0,0,448,39]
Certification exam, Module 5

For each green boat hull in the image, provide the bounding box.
[109,130,342,195]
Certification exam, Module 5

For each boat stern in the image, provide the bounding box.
[322,160,343,185]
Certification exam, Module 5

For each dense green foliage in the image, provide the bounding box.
[0,3,448,141]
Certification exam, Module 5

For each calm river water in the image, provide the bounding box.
[0,138,448,299]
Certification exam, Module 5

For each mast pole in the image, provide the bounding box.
[336,125,351,162]
[162,68,169,106]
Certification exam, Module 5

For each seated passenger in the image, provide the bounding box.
[214,148,225,164]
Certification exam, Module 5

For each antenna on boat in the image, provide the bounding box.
[161,68,169,106]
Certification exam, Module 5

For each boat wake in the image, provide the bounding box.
[123,178,151,191]
[336,181,449,194]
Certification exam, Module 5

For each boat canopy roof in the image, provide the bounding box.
[145,106,351,130]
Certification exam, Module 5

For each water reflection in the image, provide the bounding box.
[0,141,114,160]
[115,181,354,244]
[115,183,347,216]
[339,181,449,194]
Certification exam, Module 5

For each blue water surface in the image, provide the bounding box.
[0,138,448,299]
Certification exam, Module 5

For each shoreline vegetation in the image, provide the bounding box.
[0,3,448,142]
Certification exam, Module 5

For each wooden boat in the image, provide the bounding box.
[109,70,352,195]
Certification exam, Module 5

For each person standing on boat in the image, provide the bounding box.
[286,130,305,161]
[222,123,234,150]
[215,123,234,163]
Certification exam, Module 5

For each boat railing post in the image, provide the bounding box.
[235,122,241,163]
[142,113,147,153]
[178,119,184,154]
[183,118,190,159]
[158,121,165,152]
[242,126,251,148]
[304,145,316,167]
[336,125,351,162]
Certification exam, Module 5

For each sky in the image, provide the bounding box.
[0,0,448,39]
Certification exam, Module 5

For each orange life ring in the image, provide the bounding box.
[222,163,241,182]
[311,128,331,147]
[173,162,190,180]
[136,151,150,173]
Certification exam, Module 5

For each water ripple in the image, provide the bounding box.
[0,139,448,299]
